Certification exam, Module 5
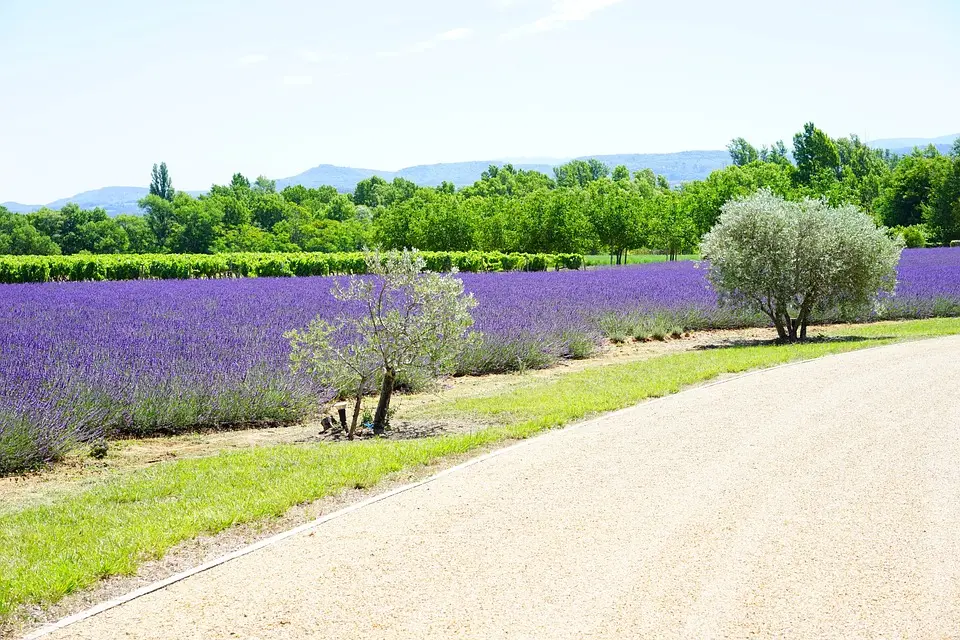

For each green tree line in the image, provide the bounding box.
[3,125,959,259]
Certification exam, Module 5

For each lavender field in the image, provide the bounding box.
[2,248,959,473]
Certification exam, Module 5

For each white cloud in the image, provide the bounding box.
[438,27,473,41]
[282,75,313,86]
[504,0,625,37]
[379,27,473,57]
[300,50,348,63]
[238,54,268,65]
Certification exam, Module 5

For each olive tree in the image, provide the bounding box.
[700,189,902,342]
[287,249,476,436]
[287,321,380,439]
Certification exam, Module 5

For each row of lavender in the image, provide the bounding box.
[2,248,959,473]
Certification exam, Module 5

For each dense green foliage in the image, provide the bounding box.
[2,123,959,261]
[0,250,583,283]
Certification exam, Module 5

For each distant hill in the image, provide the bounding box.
[4,152,732,214]
[889,144,955,156]
[274,152,731,193]
[48,186,149,216]
[275,165,384,191]
[2,187,202,216]
[277,161,562,191]
[578,151,730,183]
[869,134,958,149]
[3,137,955,215]
[869,134,958,157]
[2,187,149,217]
[397,161,557,186]
[1,201,42,214]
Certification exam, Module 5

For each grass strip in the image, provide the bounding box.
[2,317,959,620]
[449,317,960,438]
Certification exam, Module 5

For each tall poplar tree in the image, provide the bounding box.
[149,162,175,201]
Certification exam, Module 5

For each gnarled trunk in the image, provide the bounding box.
[771,315,788,341]
[372,368,395,436]
[770,302,791,342]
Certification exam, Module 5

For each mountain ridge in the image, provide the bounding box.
[4,135,957,216]
[867,134,959,149]
[3,152,732,216]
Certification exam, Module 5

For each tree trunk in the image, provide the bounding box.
[372,368,395,436]
[771,315,788,341]
[769,304,789,342]
[788,317,799,342]
[797,300,812,341]
[348,392,362,440]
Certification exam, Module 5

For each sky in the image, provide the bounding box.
[1,0,958,204]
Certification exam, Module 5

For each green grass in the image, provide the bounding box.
[447,321,957,438]
[583,253,699,266]
[2,317,959,621]
[0,435,501,620]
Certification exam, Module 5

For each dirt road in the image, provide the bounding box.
[41,337,960,639]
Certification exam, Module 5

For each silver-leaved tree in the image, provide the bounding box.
[701,189,903,342]
[287,249,477,437]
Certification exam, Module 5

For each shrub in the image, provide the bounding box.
[890,225,928,249]
[701,189,903,342]
[555,253,585,270]
[0,251,584,283]
[525,254,548,271]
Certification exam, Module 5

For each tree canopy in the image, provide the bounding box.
[2,123,959,258]
[701,190,902,342]
[149,162,174,201]
[287,249,477,435]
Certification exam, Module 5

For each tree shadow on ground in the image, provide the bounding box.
[691,334,893,351]
[310,418,487,442]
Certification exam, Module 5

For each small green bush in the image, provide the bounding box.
[890,225,928,249]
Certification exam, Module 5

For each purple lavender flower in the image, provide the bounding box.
[0,248,956,472]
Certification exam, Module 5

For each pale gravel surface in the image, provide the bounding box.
[45,337,960,639]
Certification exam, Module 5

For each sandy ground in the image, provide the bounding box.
[38,335,960,639]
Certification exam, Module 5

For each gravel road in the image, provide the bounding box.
[42,337,960,639]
